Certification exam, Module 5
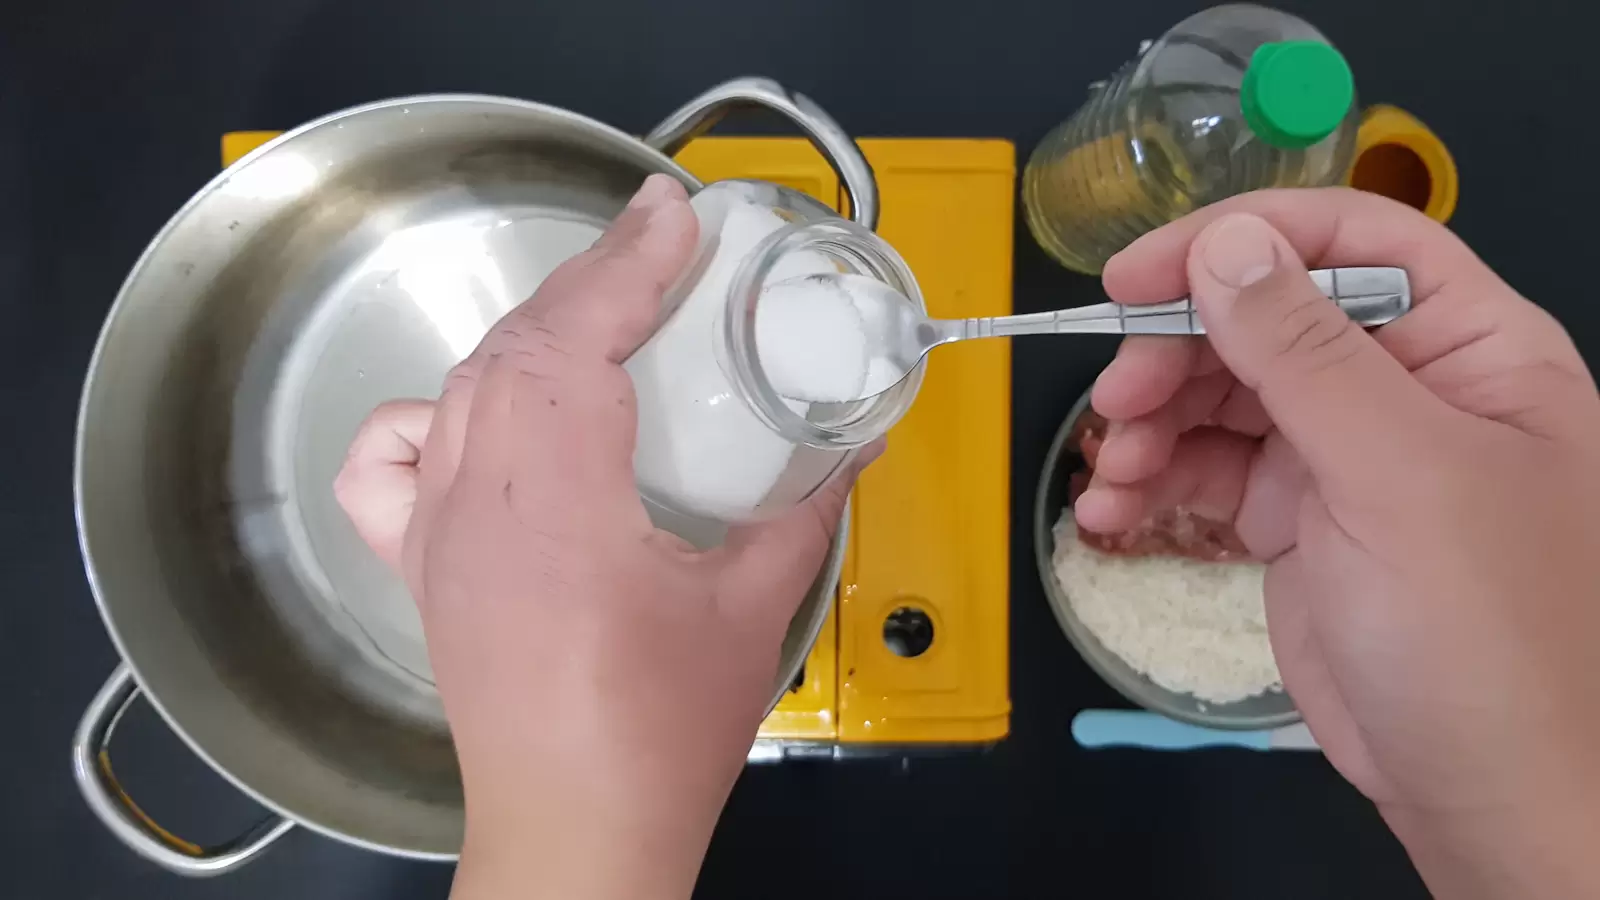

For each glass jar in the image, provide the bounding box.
[624,180,925,526]
[1021,4,1358,274]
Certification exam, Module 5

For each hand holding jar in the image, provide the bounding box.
[334,175,877,900]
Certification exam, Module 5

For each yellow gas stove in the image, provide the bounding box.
[222,131,1014,758]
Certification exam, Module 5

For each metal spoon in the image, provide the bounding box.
[804,266,1412,398]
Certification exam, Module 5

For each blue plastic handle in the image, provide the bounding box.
[1071,709,1272,751]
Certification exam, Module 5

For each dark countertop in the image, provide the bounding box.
[5,1,1591,897]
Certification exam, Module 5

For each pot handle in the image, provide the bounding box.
[71,664,295,877]
[644,76,880,231]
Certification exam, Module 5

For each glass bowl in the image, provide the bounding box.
[1033,386,1300,730]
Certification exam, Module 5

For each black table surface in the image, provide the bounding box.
[6,0,1593,896]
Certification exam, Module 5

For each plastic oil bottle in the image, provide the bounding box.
[1023,4,1358,274]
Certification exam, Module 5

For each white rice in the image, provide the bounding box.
[1051,508,1282,704]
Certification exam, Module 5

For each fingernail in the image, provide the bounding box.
[1073,487,1115,528]
[1201,214,1279,290]
[627,173,682,212]
[1099,419,1125,456]
[597,175,683,251]
[853,438,888,471]
[1093,356,1121,389]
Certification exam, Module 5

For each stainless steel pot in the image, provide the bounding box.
[72,77,875,876]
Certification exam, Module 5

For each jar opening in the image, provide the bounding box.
[722,219,925,450]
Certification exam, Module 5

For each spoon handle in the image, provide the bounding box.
[954,267,1411,338]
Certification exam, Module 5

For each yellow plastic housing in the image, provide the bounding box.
[678,138,1015,746]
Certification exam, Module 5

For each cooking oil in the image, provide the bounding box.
[1023,4,1359,275]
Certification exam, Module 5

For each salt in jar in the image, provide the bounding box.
[624,180,924,526]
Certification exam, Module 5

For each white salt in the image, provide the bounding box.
[859,356,906,396]
[755,272,910,403]
[626,188,838,522]
[756,275,870,403]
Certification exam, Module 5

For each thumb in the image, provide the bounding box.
[1188,213,1446,483]
[526,173,698,362]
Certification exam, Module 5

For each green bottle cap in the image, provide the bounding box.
[1240,40,1355,149]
